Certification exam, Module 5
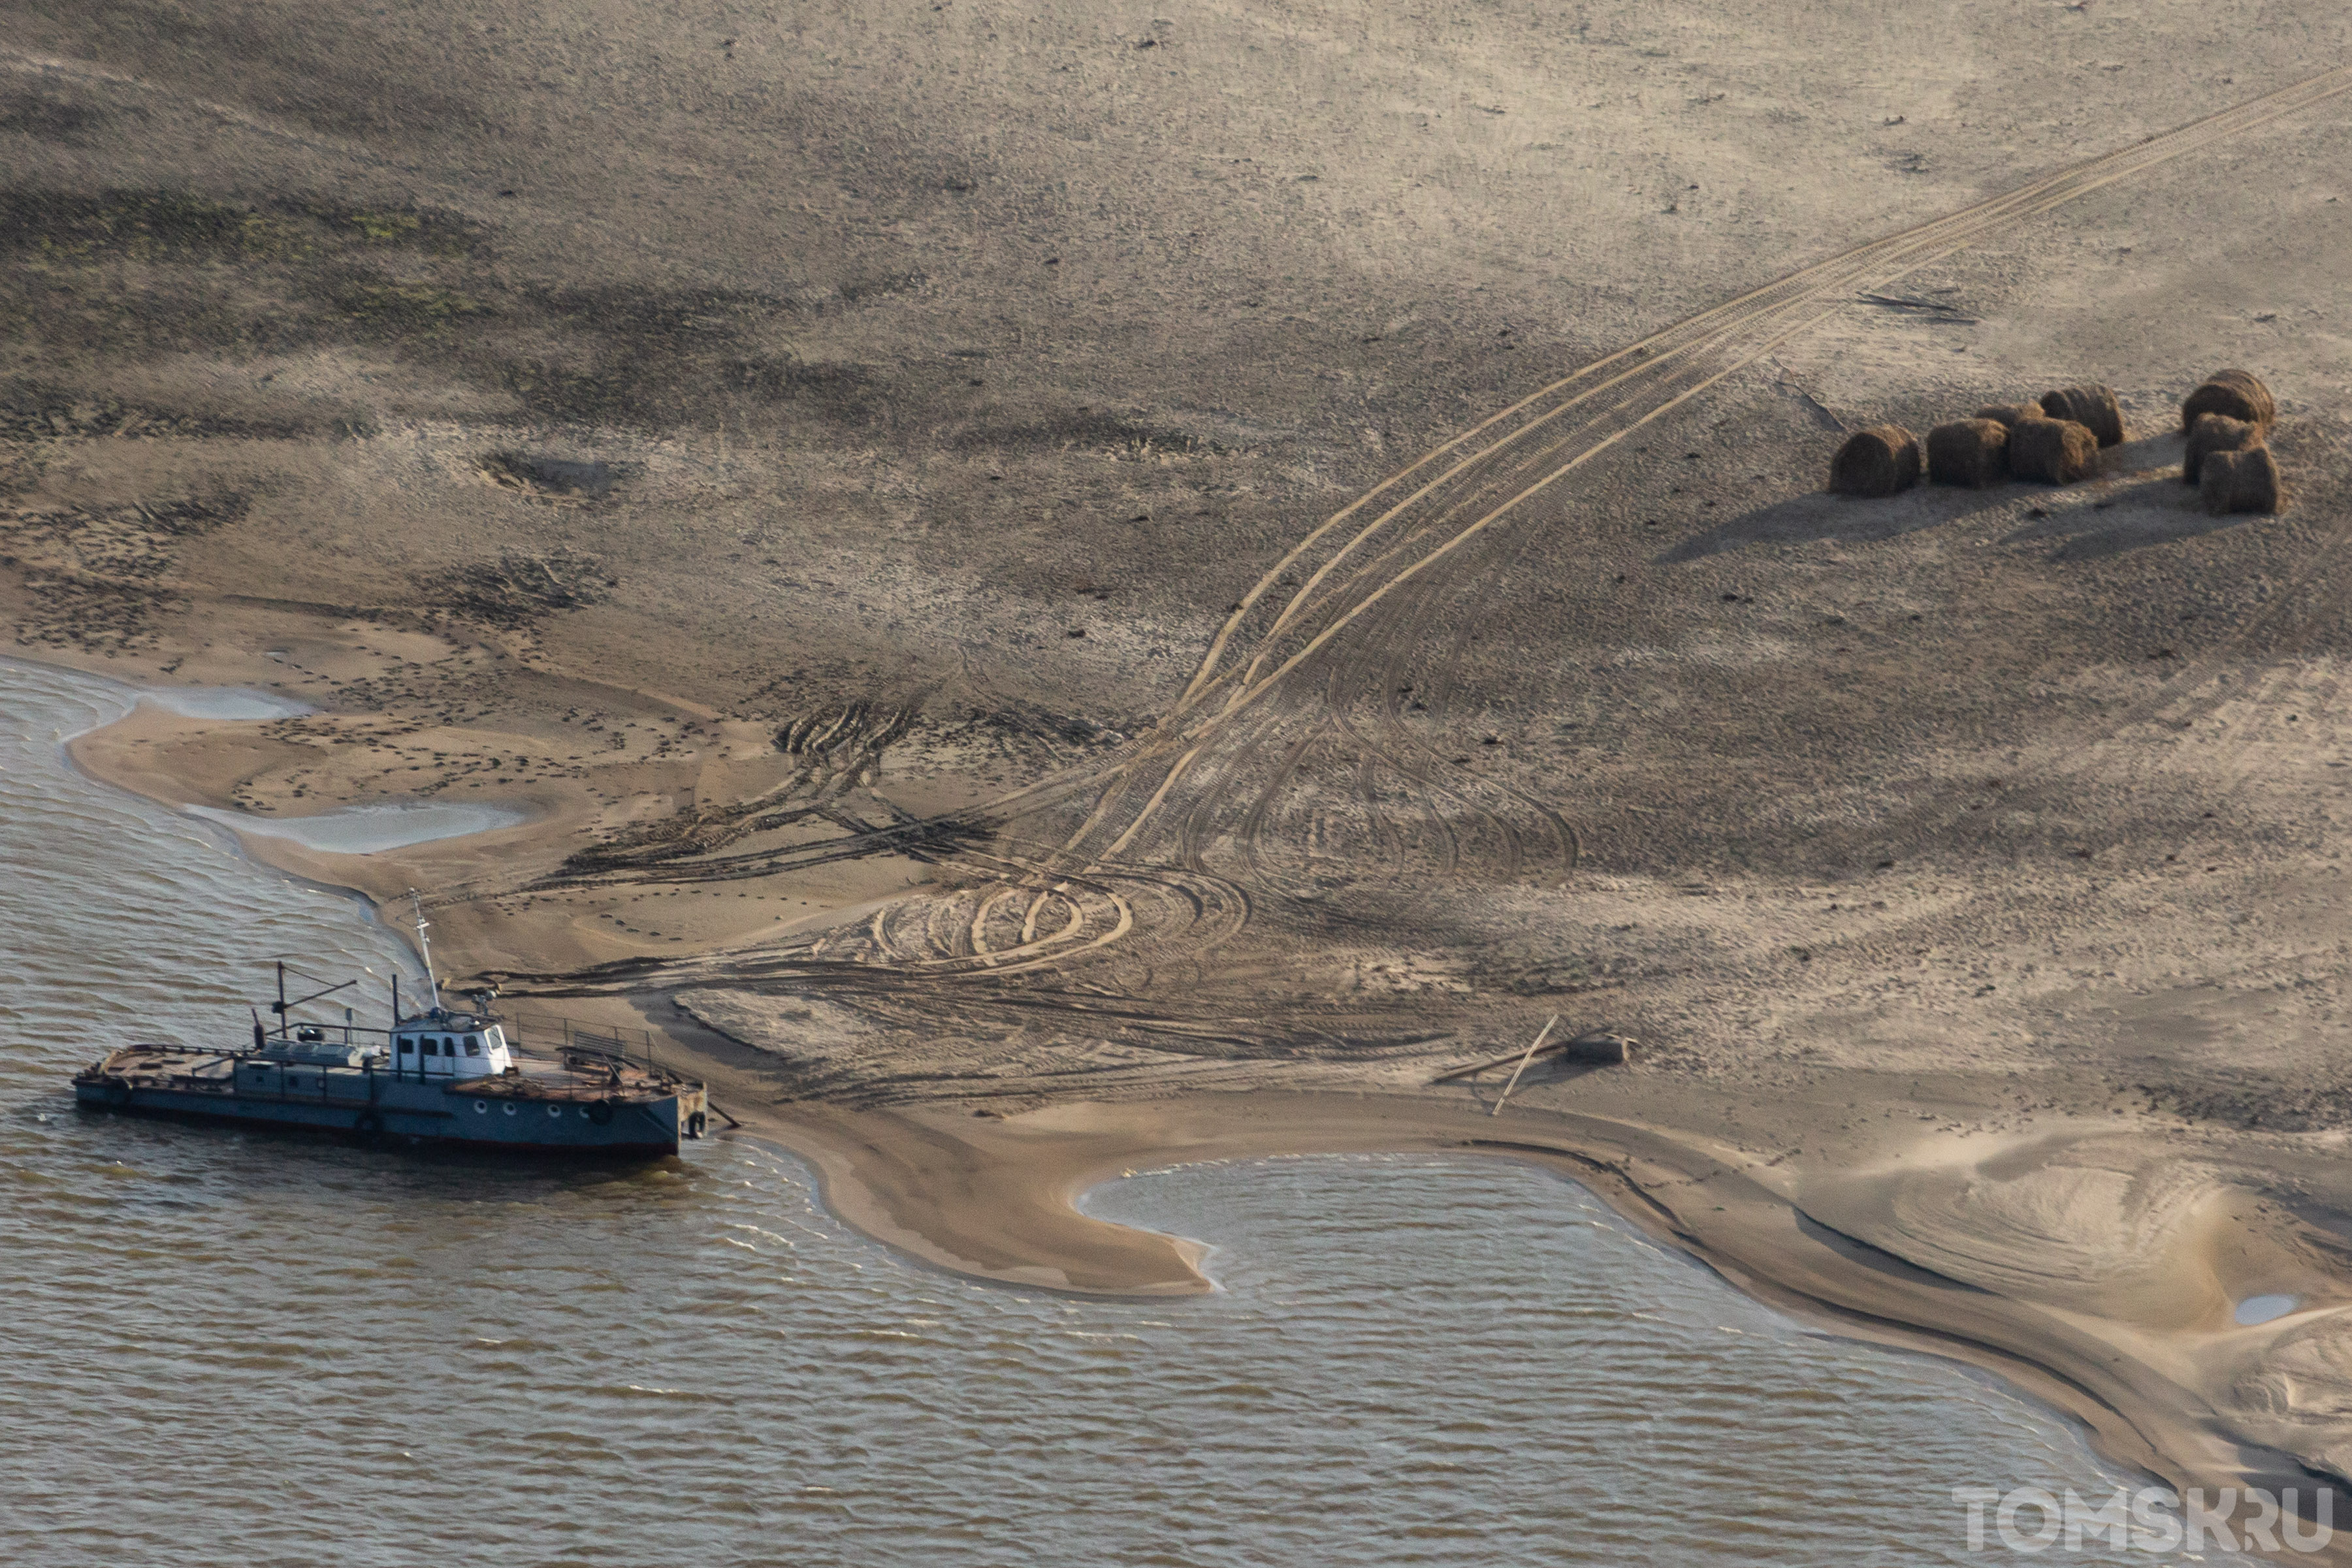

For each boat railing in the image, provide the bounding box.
[499,1010,687,1083]
[209,997,697,1086]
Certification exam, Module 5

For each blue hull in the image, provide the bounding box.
[74,1077,685,1158]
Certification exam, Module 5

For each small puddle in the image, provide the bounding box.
[185,801,526,855]
[2235,1294,2299,1326]
[138,687,314,721]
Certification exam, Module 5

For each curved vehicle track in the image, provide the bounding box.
[509,65,2352,1013]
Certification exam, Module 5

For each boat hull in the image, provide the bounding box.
[74,1071,691,1159]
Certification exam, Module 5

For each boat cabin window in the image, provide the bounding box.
[423,1038,441,1057]
[396,1036,415,1055]
[464,1036,482,1057]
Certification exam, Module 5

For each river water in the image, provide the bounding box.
[0,658,2252,1566]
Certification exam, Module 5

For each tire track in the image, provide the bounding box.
[492,66,2352,1016]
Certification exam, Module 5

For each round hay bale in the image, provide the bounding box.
[2037,384,2125,447]
[1927,419,2009,487]
[1973,403,2039,428]
[2182,412,2264,485]
[2005,417,2099,485]
[2182,369,2274,431]
[1827,424,1922,497]
[2200,445,2281,516]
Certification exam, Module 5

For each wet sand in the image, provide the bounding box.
[12,0,2352,1538]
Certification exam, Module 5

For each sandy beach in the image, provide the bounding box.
[12,0,2352,1537]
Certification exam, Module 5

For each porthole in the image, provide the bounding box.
[503,1103,518,1117]
[579,1106,592,1119]
[546,1104,563,1117]
[474,1100,489,1115]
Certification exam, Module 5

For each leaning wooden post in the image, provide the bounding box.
[1490,1015,1559,1117]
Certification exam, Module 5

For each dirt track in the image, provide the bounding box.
[14,0,2352,1527]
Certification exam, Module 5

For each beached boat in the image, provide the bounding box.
[72,899,709,1157]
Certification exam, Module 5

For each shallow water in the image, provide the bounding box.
[0,658,2256,1566]
[137,686,314,722]
[184,798,528,854]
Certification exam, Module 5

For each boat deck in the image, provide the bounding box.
[76,1037,709,1155]
[88,1042,686,1103]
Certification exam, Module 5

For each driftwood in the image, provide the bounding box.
[1430,1025,1634,1085]
[1489,1016,1560,1115]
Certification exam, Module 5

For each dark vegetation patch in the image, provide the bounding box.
[478,286,880,428]
[0,189,485,262]
[967,704,1123,748]
[492,359,672,428]
[1,490,252,654]
[0,187,491,359]
[0,382,349,443]
[2142,1074,2352,1132]
[530,285,792,337]
[0,88,115,141]
[1492,952,1634,997]
[837,270,928,304]
[424,547,615,628]
[493,352,877,430]
[949,408,1219,455]
[0,187,905,434]
[330,277,493,336]
[718,357,878,423]
[57,0,499,143]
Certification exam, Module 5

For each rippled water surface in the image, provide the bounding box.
[0,659,2249,1566]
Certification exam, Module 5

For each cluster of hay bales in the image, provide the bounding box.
[1824,369,2281,516]
[2180,368,2280,516]
[1826,382,2125,498]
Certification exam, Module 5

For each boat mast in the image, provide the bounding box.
[410,889,442,1013]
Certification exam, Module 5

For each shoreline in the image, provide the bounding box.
[20,649,2352,1556]
[12,10,2352,1559]
[12,39,2352,1547]
[718,1087,2323,1508]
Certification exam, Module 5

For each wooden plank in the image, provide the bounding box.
[1430,1024,1566,1085]
[1489,1016,1560,1117]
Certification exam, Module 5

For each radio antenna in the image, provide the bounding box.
[410,889,441,1012]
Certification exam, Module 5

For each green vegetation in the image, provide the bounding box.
[346,211,421,243]
[336,281,490,334]
[0,189,484,263]
[3,191,308,263]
